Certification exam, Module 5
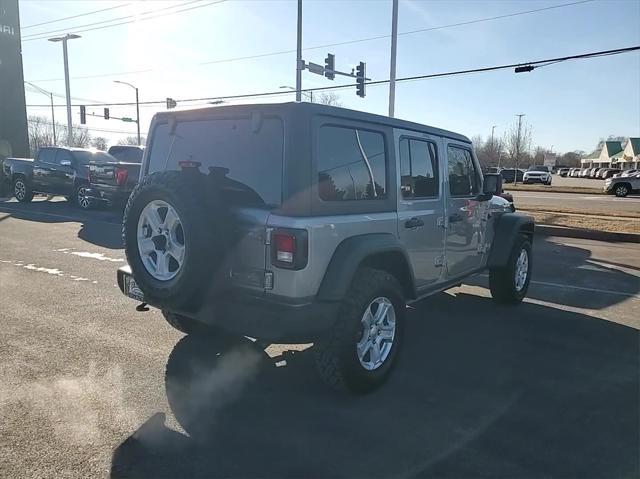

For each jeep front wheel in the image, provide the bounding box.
[314,268,404,394]
[489,235,532,304]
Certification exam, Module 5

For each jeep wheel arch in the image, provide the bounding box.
[487,212,535,269]
[316,233,417,302]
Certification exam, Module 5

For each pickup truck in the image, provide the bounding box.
[85,145,143,208]
[2,146,114,209]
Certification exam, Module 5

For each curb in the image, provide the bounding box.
[535,224,640,243]
[504,187,604,195]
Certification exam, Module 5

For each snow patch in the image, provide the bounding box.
[57,249,124,262]
[23,264,64,276]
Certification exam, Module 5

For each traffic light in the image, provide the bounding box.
[166,97,177,109]
[324,53,335,80]
[80,105,86,124]
[103,107,110,120]
[355,61,366,98]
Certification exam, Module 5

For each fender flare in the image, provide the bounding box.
[487,212,534,269]
[316,233,416,301]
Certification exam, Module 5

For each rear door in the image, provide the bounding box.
[32,148,57,192]
[444,141,486,278]
[55,149,76,195]
[396,130,446,289]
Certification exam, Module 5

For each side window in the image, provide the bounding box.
[447,146,479,197]
[318,125,387,201]
[398,138,439,198]
[38,149,56,164]
[55,150,74,165]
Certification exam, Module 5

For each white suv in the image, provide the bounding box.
[523,166,552,185]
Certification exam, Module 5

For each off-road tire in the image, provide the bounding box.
[123,170,229,309]
[314,267,405,394]
[614,183,630,198]
[489,234,532,305]
[13,176,33,203]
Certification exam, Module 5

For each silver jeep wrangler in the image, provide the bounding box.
[118,102,534,393]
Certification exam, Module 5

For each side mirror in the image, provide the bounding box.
[482,173,503,195]
[60,159,72,167]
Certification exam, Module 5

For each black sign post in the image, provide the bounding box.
[0,0,29,158]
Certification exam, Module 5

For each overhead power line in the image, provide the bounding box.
[27,118,137,135]
[24,0,595,81]
[21,3,132,29]
[23,1,227,42]
[25,46,640,109]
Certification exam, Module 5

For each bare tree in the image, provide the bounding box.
[118,135,145,146]
[92,137,108,151]
[503,119,532,172]
[316,92,343,107]
[27,115,93,154]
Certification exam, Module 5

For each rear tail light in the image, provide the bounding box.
[115,167,128,186]
[271,229,308,270]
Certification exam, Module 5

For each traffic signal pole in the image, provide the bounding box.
[295,0,303,102]
[388,0,398,117]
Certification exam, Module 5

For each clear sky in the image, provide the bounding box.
[19,0,640,153]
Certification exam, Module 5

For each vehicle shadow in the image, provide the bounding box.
[110,293,639,478]
[0,197,123,249]
[468,237,640,310]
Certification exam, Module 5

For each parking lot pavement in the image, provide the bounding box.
[1,199,638,478]
[511,190,640,216]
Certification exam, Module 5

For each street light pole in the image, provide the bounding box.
[388,0,399,117]
[490,124,497,166]
[24,81,57,145]
[48,34,81,147]
[114,81,141,145]
[280,85,312,102]
[295,0,303,102]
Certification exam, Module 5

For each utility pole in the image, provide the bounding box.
[490,124,497,166]
[388,0,399,117]
[25,82,57,145]
[295,0,302,102]
[515,114,525,185]
[48,34,81,146]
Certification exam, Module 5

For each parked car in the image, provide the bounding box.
[117,102,534,394]
[613,169,638,178]
[557,168,570,177]
[604,174,640,197]
[523,165,552,185]
[569,168,580,177]
[499,168,524,183]
[599,168,619,179]
[1,146,114,209]
[589,168,601,178]
[85,145,144,208]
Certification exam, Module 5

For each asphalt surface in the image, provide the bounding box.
[511,190,640,215]
[0,196,639,478]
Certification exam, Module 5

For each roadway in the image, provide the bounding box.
[0,197,638,478]
[511,190,640,216]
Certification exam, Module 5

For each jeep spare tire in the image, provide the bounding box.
[123,170,229,309]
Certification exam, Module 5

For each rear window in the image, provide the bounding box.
[108,146,143,163]
[147,117,284,207]
[72,150,116,164]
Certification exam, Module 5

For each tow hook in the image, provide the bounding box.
[136,302,150,312]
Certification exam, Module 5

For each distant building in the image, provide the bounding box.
[581,141,624,169]
[620,138,640,169]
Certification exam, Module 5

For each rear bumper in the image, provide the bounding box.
[85,185,131,205]
[117,266,338,343]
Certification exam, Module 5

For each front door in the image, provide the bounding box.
[54,149,76,196]
[396,132,445,289]
[444,142,486,278]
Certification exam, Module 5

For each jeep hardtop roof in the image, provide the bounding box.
[150,102,471,144]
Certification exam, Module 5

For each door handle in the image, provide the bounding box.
[449,213,463,223]
[404,217,425,229]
